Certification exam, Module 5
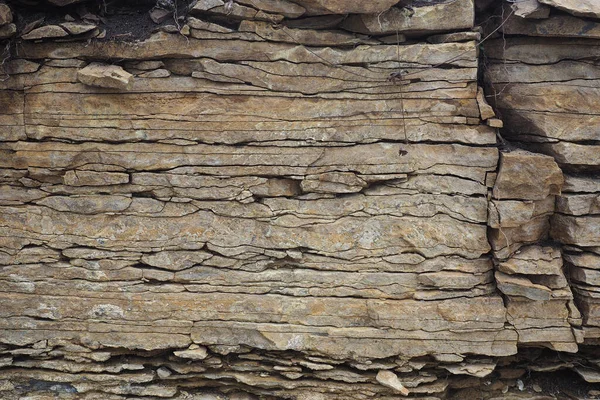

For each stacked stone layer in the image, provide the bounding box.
[486,0,600,358]
[0,0,599,398]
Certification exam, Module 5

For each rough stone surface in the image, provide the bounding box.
[376,370,410,396]
[342,0,475,35]
[60,22,97,35]
[485,0,599,362]
[512,0,551,18]
[0,4,12,26]
[538,0,600,19]
[0,0,598,399]
[21,24,68,40]
[77,62,134,90]
[493,150,563,201]
[502,13,600,39]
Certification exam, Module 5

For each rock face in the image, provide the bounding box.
[485,0,600,384]
[0,0,599,399]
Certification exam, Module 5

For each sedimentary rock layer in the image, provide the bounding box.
[486,0,600,374]
[0,0,599,398]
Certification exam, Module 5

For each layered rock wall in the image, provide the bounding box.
[0,0,599,398]
[485,0,600,360]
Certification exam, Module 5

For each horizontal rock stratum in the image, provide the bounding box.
[0,0,599,399]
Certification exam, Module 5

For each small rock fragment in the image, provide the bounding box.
[150,8,172,24]
[174,345,208,360]
[160,24,179,33]
[296,359,334,371]
[575,367,600,383]
[512,0,551,19]
[487,118,504,128]
[139,68,171,78]
[157,366,172,378]
[192,0,224,11]
[77,63,134,90]
[477,87,496,120]
[60,22,97,35]
[444,362,497,378]
[22,25,69,40]
[376,370,410,396]
[0,4,12,26]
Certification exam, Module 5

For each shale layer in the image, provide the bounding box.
[0,0,599,398]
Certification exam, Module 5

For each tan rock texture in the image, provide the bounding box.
[0,0,598,398]
[485,0,600,369]
[77,62,134,90]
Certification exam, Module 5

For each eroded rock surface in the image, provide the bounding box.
[485,0,600,393]
[0,0,599,399]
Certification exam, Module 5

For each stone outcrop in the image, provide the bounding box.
[484,0,600,388]
[0,0,599,398]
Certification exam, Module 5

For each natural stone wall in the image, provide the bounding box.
[0,0,599,399]
[485,0,600,366]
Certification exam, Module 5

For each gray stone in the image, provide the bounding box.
[538,0,600,19]
[512,0,551,19]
